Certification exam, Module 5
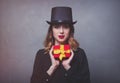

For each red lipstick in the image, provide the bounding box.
[58,35,65,39]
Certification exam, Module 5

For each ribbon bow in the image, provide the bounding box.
[53,44,71,61]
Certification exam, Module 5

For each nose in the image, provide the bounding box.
[60,26,64,34]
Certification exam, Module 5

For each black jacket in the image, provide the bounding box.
[31,48,90,83]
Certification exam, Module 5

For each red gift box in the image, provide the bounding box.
[53,44,71,61]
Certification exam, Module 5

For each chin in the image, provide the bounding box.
[56,38,68,44]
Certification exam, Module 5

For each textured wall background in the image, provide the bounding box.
[0,0,120,83]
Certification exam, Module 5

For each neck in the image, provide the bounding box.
[54,41,68,45]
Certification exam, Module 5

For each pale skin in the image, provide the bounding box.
[47,24,74,76]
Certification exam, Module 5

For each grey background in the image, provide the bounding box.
[0,0,120,83]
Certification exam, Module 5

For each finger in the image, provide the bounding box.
[68,50,74,62]
[49,46,57,61]
[49,46,53,55]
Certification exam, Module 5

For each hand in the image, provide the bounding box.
[47,46,60,76]
[49,46,60,67]
[62,49,74,70]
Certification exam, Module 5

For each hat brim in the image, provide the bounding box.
[46,20,77,25]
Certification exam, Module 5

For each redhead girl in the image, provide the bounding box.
[31,7,90,83]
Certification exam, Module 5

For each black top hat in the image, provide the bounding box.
[47,6,77,25]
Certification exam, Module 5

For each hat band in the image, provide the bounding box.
[51,20,73,23]
[47,20,77,24]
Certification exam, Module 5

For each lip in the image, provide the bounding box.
[58,35,65,39]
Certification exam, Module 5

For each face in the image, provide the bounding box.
[52,24,70,45]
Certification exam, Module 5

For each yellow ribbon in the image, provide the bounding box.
[53,45,70,61]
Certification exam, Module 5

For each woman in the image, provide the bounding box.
[31,7,90,83]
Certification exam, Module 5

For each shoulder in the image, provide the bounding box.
[36,49,45,55]
[35,49,47,59]
[74,47,86,55]
[74,47,87,60]
[72,48,89,66]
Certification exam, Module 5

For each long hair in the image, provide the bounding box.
[44,24,79,53]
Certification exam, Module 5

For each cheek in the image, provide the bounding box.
[52,29,58,37]
[65,30,70,37]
